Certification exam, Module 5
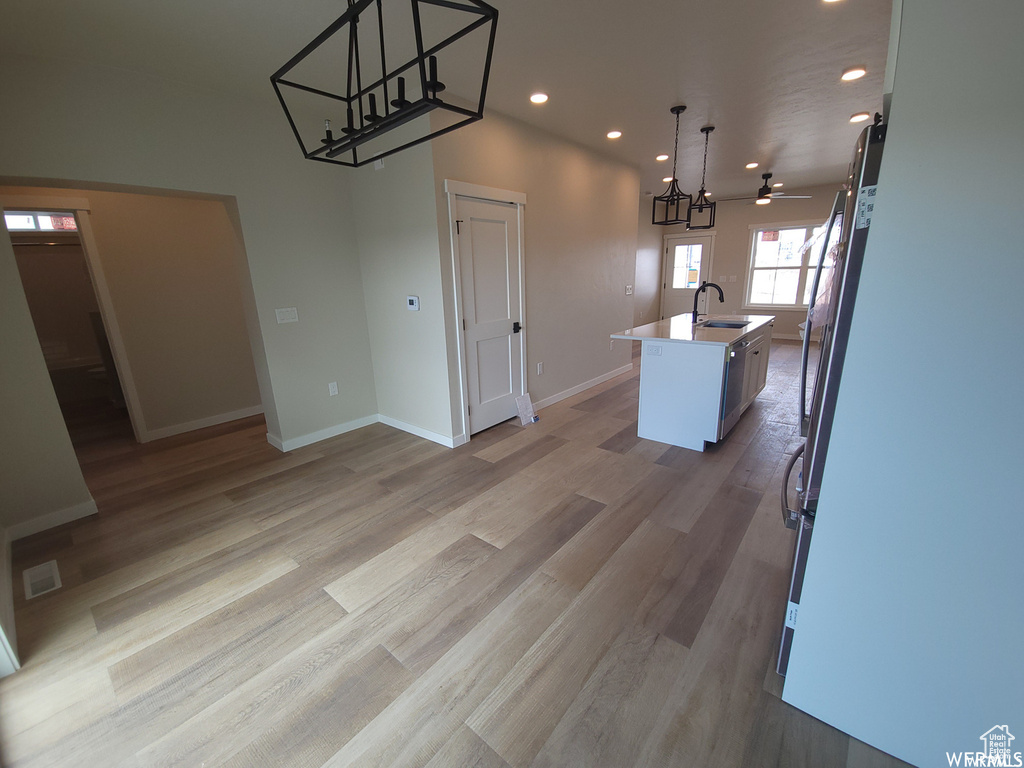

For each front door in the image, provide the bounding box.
[661,233,713,319]
[453,195,524,435]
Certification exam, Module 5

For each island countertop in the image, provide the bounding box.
[611,313,775,347]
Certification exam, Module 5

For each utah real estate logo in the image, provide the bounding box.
[947,725,1022,767]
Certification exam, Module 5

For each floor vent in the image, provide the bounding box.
[23,561,62,600]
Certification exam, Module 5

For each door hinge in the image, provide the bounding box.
[455,219,463,235]
[462,318,466,331]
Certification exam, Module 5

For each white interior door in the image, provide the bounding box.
[454,196,524,435]
[660,233,714,319]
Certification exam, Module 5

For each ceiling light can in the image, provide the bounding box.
[530,93,548,104]
[746,162,759,169]
[607,130,622,139]
[850,111,871,123]
[842,66,867,81]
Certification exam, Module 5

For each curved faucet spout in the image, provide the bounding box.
[692,281,725,321]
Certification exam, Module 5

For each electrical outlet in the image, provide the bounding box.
[730,275,737,282]
[625,284,633,295]
[647,345,662,356]
[639,311,644,319]
[328,382,338,396]
[537,362,543,375]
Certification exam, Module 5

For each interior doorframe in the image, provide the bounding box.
[2,193,148,442]
[444,179,527,446]
[659,230,717,319]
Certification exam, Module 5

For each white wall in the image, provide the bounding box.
[782,2,1024,765]
[0,55,378,451]
[430,112,639,409]
[351,141,454,443]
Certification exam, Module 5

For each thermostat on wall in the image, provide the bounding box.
[407,295,419,311]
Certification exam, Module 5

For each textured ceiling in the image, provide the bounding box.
[0,0,892,199]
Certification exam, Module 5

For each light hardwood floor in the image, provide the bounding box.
[0,341,912,767]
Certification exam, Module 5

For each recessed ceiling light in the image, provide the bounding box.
[607,130,622,139]
[745,162,759,169]
[662,176,674,183]
[530,93,548,104]
[755,197,772,205]
[850,111,871,123]
[773,182,783,188]
[842,66,867,81]
[656,154,669,162]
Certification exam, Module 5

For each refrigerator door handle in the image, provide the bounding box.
[781,443,805,530]
[799,239,831,430]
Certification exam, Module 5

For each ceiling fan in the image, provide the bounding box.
[719,173,812,203]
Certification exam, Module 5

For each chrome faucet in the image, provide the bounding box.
[693,281,725,321]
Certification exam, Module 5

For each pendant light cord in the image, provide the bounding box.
[700,130,709,188]
[672,112,681,181]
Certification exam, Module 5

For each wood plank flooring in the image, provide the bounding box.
[0,341,912,767]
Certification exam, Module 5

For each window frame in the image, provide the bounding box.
[743,219,825,311]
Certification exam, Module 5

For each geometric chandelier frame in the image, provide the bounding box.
[272,0,498,167]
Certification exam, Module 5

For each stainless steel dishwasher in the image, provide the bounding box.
[720,338,750,437]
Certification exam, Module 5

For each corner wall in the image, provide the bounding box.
[350,142,454,444]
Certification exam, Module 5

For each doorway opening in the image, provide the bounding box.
[4,210,133,449]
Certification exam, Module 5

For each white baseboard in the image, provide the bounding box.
[772,333,803,341]
[533,364,635,411]
[268,412,458,452]
[267,414,380,452]
[7,499,99,542]
[142,405,264,442]
[378,416,456,448]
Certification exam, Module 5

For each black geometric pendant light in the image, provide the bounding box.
[687,126,717,230]
[271,0,498,168]
[652,105,692,226]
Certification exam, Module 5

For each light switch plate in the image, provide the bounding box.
[328,382,338,396]
[275,307,298,324]
[407,295,420,311]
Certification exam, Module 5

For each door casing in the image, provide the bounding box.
[660,231,717,320]
[444,179,527,445]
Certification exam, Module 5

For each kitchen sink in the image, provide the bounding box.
[700,320,748,329]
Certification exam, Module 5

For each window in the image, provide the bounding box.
[671,243,702,289]
[3,211,78,232]
[745,222,830,308]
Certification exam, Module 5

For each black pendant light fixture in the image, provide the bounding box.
[652,105,692,226]
[687,125,716,230]
[271,0,498,168]
[756,172,774,205]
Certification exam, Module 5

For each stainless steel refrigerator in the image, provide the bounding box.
[777,119,886,676]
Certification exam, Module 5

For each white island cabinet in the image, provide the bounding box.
[611,314,774,451]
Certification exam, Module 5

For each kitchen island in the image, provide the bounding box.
[612,314,774,451]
